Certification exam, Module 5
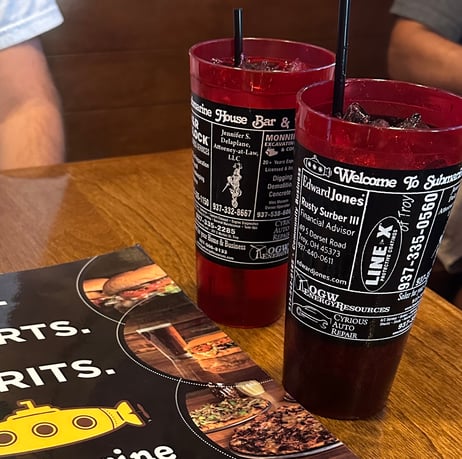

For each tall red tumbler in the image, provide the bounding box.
[189,38,335,327]
[283,78,462,418]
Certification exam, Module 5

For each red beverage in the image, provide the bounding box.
[189,38,335,327]
[283,79,462,418]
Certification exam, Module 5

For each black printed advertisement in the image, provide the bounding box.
[191,94,295,269]
[288,147,462,342]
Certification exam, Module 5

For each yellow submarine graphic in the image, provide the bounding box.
[0,399,146,456]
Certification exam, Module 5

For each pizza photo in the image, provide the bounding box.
[189,396,271,433]
[185,381,343,458]
[228,404,340,458]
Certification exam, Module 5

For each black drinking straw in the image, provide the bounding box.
[332,0,352,116]
[233,8,243,67]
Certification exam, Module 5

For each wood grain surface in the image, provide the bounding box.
[0,149,461,458]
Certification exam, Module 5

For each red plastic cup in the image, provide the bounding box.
[283,78,462,418]
[189,38,335,327]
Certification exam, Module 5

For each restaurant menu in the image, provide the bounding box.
[0,246,357,458]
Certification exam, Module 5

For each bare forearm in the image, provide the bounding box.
[388,19,462,95]
[0,38,65,170]
[0,97,64,170]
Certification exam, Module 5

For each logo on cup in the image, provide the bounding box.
[360,216,402,291]
[249,243,288,261]
[303,156,332,178]
[294,303,331,329]
[265,148,279,157]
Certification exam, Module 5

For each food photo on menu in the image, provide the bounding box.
[122,297,270,385]
[0,246,358,458]
[185,380,343,458]
[92,250,357,458]
[82,262,181,317]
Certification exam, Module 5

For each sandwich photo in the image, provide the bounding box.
[82,264,180,312]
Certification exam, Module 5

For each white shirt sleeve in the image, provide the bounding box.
[0,0,63,49]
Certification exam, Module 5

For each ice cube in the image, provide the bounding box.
[342,102,371,124]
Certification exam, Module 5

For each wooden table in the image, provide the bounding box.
[0,149,460,458]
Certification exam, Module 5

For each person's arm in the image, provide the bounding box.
[388,18,462,95]
[0,37,64,170]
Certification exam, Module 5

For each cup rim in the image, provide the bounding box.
[297,78,462,133]
[189,37,336,74]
